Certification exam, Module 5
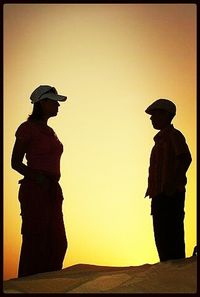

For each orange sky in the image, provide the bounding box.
[3,4,196,280]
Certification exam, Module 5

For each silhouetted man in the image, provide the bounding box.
[145,99,192,261]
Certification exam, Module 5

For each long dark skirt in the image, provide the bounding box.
[151,192,185,262]
[18,179,67,277]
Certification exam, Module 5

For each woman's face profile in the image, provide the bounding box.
[40,99,60,117]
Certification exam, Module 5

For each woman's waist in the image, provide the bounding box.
[19,169,60,184]
[18,174,64,203]
[26,160,61,176]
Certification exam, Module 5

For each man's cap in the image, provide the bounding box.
[30,85,67,104]
[145,99,176,115]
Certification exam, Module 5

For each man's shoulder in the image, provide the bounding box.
[168,125,189,150]
[170,125,186,140]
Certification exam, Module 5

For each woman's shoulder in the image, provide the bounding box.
[16,120,32,131]
[15,120,35,138]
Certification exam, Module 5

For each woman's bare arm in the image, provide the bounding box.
[11,138,40,179]
[11,138,51,185]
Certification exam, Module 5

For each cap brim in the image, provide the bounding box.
[40,93,67,102]
[145,108,153,115]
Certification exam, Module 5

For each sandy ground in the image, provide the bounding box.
[3,256,197,293]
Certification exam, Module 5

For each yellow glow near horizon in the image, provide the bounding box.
[4,4,196,280]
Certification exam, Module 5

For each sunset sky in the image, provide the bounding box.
[3,4,196,280]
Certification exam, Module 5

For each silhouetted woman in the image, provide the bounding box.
[11,85,68,277]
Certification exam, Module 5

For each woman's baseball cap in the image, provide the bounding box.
[145,99,176,116]
[30,85,67,104]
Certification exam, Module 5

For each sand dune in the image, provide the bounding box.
[3,256,197,293]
